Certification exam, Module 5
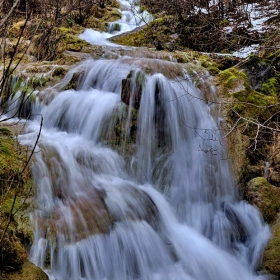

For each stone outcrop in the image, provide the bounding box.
[121,75,142,109]
[247,177,280,223]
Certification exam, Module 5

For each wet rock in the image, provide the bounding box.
[121,77,142,109]
[262,217,280,277]
[209,54,241,70]
[62,70,85,91]
[247,177,280,223]
[39,188,114,243]
[239,55,275,91]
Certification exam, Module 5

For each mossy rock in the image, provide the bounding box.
[260,77,280,96]
[111,17,172,50]
[30,26,90,61]
[218,67,246,91]
[0,127,35,276]
[84,16,105,30]
[247,177,280,223]
[240,55,276,91]
[1,260,49,280]
[0,229,27,272]
[218,67,280,125]
[102,9,122,23]
[57,28,89,54]
[262,219,280,276]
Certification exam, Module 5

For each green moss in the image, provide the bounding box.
[173,53,189,63]
[102,9,122,22]
[219,19,229,27]
[3,259,49,280]
[184,66,195,75]
[201,58,212,68]
[0,143,11,155]
[31,75,49,88]
[219,67,280,124]
[260,77,280,96]
[103,104,138,149]
[0,127,12,136]
[111,17,172,48]
[53,67,67,77]
[135,71,147,87]
[232,103,245,113]
[219,67,246,89]
[207,66,220,75]
[233,89,271,106]
[62,71,83,90]
[0,127,34,275]
[247,177,280,223]
[113,23,121,31]
[263,222,280,275]
[1,197,21,215]
[57,30,89,53]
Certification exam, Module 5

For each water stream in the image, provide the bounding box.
[12,1,272,279]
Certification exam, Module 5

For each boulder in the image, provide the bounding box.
[0,229,27,272]
[262,216,280,277]
[121,77,142,109]
[247,177,280,223]
[1,260,49,280]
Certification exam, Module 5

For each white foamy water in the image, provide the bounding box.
[6,2,271,278]
[13,56,271,280]
[79,0,152,46]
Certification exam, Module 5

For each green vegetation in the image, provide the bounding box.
[218,67,280,124]
[0,127,35,276]
[260,77,280,96]
[2,260,48,280]
[247,177,280,223]
[112,17,172,50]
[263,222,280,275]
[102,9,122,22]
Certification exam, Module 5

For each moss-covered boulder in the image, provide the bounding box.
[1,260,48,280]
[0,229,27,271]
[263,219,280,276]
[215,63,280,189]
[111,16,173,50]
[247,177,280,223]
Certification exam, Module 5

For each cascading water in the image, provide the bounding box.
[11,0,271,279]
[16,55,271,280]
[79,0,152,46]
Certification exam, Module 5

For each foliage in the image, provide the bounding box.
[140,0,280,54]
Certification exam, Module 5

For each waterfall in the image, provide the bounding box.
[79,0,152,46]
[9,1,270,279]
[16,55,271,280]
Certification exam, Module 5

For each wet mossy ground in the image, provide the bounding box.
[0,126,38,278]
